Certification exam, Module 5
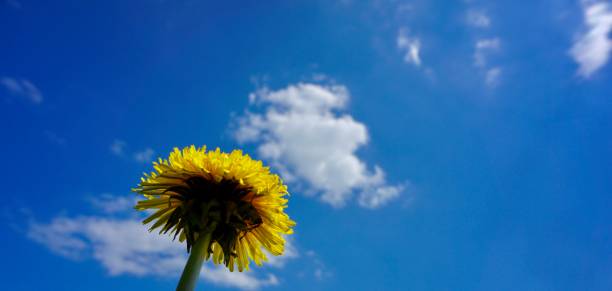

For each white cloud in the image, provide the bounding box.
[111,141,155,164]
[476,38,501,49]
[1,77,43,104]
[397,28,422,66]
[474,38,500,67]
[27,206,286,290]
[466,9,491,28]
[311,73,328,82]
[265,238,298,268]
[234,83,402,208]
[304,250,332,281]
[28,217,90,260]
[485,67,502,87]
[357,184,403,209]
[87,194,136,214]
[27,197,296,290]
[570,2,612,78]
[201,267,279,290]
[110,139,127,156]
[133,148,155,163]
[472,38,502,87]
[464,4,503,87]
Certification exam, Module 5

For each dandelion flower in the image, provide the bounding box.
[132,145,295,291]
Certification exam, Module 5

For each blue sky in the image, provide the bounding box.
[1,0,612,290]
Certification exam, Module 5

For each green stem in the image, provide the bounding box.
[176,223,217,291]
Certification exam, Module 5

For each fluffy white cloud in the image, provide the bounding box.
[234,83,402,208]
[27,197,290,290]
[397,28,422,67]
[570,2,612,78]
[28,217,280,289]
[466,9,491,28]
[0,77,43,104]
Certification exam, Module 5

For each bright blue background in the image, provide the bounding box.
[1,1,611,290]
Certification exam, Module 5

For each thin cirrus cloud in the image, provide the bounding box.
[27,196,293,290]
[110,139,127,156]
[485,67,502,87]
[86,193,136,214]
[474,38,500,67]
[0,77,43,104]
[466,9,491,28]
[462,4,503,88]
[397,28,422,67]
[133,148,155,163]
[110,139,155,163]
[473,38,503,87]
[570,1,612,78]
[5,0,22,9]
[233,83,403,208]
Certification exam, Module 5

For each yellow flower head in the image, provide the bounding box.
[132,145,295,272]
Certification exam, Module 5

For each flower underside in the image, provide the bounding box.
[162,177,262,255]
[133,146,295,272]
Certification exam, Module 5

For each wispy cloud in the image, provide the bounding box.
[473,38,502,87]
[28,217,280,289]
[485,67,502,87]
[27,197,290,290]
[133,148,155,163]
[463,3,504,88]
[305,250,332,281]
[474,38,500,67]
[44,130,67,146]
[570,1,612,78]
[265,237,299,268]
[110,140,155,163]
[234,83,403,208]
[1,77,43,104]
[110,139,127,156]
[397,28,422,67]
[86,194,136,214]
[466,9,491,28]
[4,0,21,9]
